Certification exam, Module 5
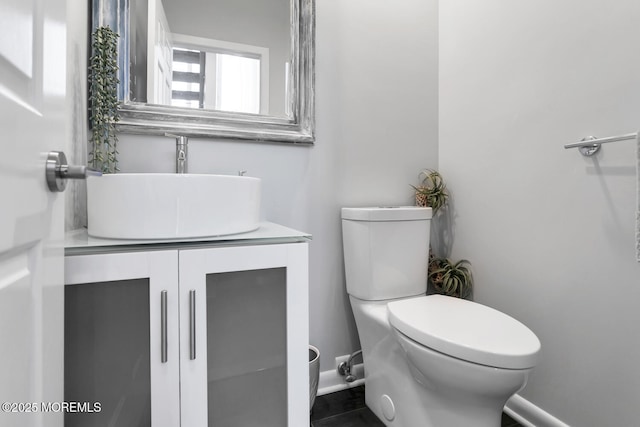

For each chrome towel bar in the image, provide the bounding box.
[564,133,637,156]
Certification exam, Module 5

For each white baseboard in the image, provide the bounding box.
[505,394,570,427]
[317,363,365,396]
[317,369,568,427]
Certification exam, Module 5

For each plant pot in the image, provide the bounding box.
[415,186,428,207]
[309,345,320,413]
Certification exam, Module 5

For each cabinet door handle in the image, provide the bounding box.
[189,289,196,360]
[161,290,168,363]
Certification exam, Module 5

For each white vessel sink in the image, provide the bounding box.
[87,173,261,239]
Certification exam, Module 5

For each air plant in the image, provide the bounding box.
[428,257,473,299]
[411,169,448,214]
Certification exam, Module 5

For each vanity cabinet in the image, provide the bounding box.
[64,227,309,427]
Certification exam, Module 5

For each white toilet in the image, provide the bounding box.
[341,206,541,427]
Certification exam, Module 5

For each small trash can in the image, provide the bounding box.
[309,345,320,412]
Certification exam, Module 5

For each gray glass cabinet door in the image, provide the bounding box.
[205,268,287,427]
[178,244,309,427]
[65,278,151,427]
[64,251,180,427]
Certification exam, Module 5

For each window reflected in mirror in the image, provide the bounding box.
[169,43,265,115]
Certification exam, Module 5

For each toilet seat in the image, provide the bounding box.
[387,295,540,369]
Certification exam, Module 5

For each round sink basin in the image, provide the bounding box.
[87,173,261,239]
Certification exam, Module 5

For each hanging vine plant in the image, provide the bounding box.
[89,26,120,173]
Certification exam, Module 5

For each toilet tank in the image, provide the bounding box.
[341,207,432,301]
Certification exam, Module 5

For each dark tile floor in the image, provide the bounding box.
[310,386,522,427]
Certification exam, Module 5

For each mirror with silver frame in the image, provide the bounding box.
[92,0,315,144]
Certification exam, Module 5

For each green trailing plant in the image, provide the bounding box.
[89,26,120,173]
[411,169,448,214]
[428,257,473,299]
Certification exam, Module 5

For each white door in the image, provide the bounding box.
[147,0,173,105]
[0,0,67,426]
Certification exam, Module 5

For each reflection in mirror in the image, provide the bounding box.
[131,0,290,117]
[93,0,315,143]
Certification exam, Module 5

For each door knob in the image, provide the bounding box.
[45,151,102,192]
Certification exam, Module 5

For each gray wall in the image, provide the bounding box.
[65,0,88,231]
[68,0,439,373]
[439,0,640,425]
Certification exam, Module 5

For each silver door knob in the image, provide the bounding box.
[45,151,102,192]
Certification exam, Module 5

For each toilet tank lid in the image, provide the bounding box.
[387,295,541,369]
[341,206,432,221]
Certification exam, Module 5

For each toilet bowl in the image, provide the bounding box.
[341,207,541,427]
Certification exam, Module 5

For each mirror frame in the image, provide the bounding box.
[92,0,315,144]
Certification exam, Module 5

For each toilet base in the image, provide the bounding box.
[364,334,528,427]
[350,297,531,427]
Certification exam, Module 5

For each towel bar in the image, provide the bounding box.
[564,133,637,157]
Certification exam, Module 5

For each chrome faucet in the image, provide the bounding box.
[166,134,188,173]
